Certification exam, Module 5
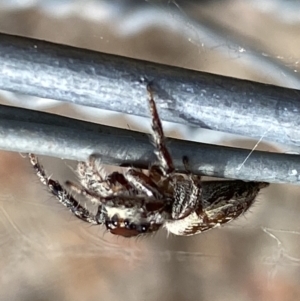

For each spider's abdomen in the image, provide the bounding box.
[165,180,269,236]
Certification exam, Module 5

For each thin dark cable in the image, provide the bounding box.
[0,33,300,147]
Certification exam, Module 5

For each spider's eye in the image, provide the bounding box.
[124,219,130,228]
[129,223,149,233]
[129,223,137,230]
[137,224,149,233]
[110,214,119,227]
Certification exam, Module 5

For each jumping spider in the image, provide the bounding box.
[29,87,269,237]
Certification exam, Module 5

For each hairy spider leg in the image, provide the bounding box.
[65,180,104,204]
[184,156,202,204]
[147,85,175,176]
[147,89,202,220]
[29,153,102,224]
[171,157,203,220]
[65,179,167,211]
[124,168,163,198]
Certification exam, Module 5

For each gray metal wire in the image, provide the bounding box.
[0,33,300,147]
[1,104,300,184]
[0,33,300,185]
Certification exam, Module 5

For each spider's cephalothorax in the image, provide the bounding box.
[29,87,269,237]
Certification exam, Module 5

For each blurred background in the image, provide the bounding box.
[0,1,300,300]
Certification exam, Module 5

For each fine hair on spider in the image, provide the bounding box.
[29,85,269,237]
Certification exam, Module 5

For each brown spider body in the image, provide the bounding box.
[29,86,269,237]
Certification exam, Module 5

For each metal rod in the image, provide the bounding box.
[1,104,299,185]
[0,33,300,147]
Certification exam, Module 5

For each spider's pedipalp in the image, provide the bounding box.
[77,156,111,196]
[77,156,131,197]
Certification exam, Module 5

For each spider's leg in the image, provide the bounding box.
[77,155,131,197]
[66,179,165,209]
[172,157,202,220]
[182,156,201,182]
[65,180,129,208]
[65,180,102,204]
[147,85,175,176]
[29,154,103,224]
[124,168,163,198]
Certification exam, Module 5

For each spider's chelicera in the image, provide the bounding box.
[29,87,269,237]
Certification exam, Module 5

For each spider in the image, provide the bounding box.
[29,86,269,237]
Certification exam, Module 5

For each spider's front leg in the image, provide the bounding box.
[28,154,104,225]
[109,86,177,199]
[147,88,203,220]
[172,156,202,220]
[124,168,163,198]
[147,85,175,177]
